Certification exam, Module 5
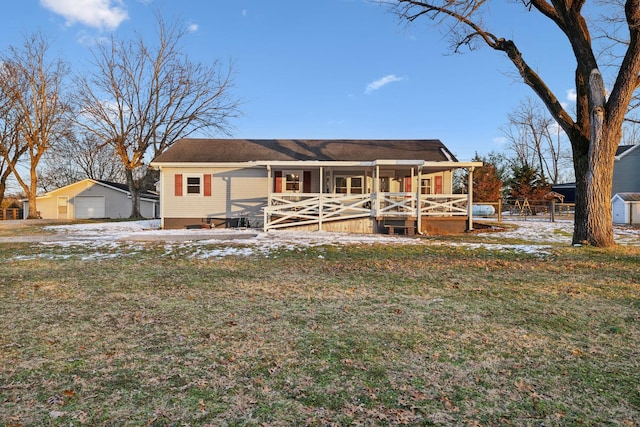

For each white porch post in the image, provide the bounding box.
[467,167,474,231]
[375,165,380,215]
[265,165,272,232]
[417,165,422,234]
[318,167,323,231]
[410,167,415,211]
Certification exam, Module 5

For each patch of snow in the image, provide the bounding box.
[6,218,638,261]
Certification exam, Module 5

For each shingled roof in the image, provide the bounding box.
[151,139,459,164]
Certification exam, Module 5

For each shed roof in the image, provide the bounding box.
[613,192,640,202]
[152,139,459,164]
[36,179,158,201]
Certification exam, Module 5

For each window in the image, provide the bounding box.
[334,176,363,194]
[350,177,363,194]
[186,176,201,194]
[284,171,301,193]
[421,178,432,195]
[335,177,347,194]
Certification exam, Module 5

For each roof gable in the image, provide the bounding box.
[613,192,640,202]
[38,179,158,200]
[616,144,640,159]
[151,139,459,164]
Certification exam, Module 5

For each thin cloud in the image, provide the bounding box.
[187,23,199,33]
[365,74,403,94]
[40,0,128,31]
[566,88,577,102]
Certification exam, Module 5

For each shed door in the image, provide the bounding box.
[57,197,69,219]
[75,196,106,219]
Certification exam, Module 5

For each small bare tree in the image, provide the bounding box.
[502,99,571,184]
[0,32,72,218]
[75,13,241,218]
[0,109,28,208]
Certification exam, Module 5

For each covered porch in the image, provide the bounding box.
[261,159,482,234]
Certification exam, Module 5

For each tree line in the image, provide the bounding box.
[0,13,241,218]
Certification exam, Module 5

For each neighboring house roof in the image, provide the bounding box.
[95,180,159,200]
[613,192,640,202]
[152,138,459,164]
[36,179,159,201]
[615,144,640,159]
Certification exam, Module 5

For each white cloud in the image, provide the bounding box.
[365,74,403,94]
[493,136,507,145]
[187,23,199,33]
[40,0,128,31]
[566,88,577,102]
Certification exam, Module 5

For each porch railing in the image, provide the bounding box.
[419,195,468,216]
[263,192,469,230]
[264,193,371,230]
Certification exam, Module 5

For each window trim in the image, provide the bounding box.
[334,175,364,195]
[185,175,202,196]
[283,170,303,193]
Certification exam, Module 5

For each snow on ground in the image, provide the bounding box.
[5,218,638,261]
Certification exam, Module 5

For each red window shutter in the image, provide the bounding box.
[203,174,212,196]
[274,171,282,193]
[404,176,412,192]
[303,171,311,193]
[175,174,183,196]
[435,176,443,194]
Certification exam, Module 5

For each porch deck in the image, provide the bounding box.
[263,192,471,232]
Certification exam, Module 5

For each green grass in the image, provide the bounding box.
[0,231,639,426]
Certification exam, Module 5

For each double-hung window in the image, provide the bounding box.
[421,178,432,195]
[334,176,364,194]
[186,176,201,195]
[284,171,302,193]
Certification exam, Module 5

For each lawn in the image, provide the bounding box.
[1,222,639,426]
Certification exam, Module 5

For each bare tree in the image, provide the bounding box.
[38,132,126,192]
[0,109,28,208]
[0,32,72,218]
[75,13,241,218]
[502,98,571,184]
[387,0,640,247]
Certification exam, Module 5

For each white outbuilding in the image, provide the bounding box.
[612,193,640,225]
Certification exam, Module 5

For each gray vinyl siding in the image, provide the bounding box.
[613,148,640,195]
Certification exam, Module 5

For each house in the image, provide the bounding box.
[23,179,159,220]
[613,144,640,195]
[612,193,640,224]
[150,139,482,235]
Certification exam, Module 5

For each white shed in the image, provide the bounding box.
[612,193,640,224]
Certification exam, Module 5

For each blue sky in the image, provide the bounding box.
[1,0,578,161]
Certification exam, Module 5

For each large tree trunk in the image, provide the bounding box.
[27,163,39,219]
[125,169,143,219]
[572,70,616,247]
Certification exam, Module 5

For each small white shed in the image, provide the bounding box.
[612,193,640,224]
